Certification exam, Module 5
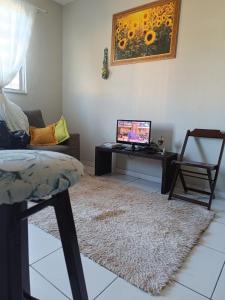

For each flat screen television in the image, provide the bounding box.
[116,120,151,146]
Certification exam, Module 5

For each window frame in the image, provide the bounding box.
[4,62,27,95]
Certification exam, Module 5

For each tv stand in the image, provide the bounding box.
[95,146,178,194]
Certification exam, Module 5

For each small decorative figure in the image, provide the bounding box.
[158,136,166,155]
[101,48,109,80]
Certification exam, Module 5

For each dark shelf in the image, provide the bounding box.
[95,146,178,194]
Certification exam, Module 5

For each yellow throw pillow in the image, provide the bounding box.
[30,125,57,146]
[54,116,70,144]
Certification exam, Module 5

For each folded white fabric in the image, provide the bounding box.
[0,92,29,134]
[0,150,84,205]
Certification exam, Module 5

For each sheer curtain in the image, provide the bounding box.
[0,0,36,133]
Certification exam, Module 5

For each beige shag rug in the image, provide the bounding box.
[30,174,214,295]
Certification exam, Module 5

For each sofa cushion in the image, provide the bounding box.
[30,125,57,146]
[24,110,45,128]
[55,116,70,144]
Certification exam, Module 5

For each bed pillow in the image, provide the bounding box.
[30,125,57,146]
[54,116,70,144]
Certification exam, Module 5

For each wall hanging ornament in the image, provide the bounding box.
[101,48,110,80]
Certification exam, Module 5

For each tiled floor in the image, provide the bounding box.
[29,172,225,300]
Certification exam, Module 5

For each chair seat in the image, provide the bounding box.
[173,160,217,170]
[0,150,84,205]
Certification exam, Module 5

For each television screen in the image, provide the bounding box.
[117,120,151,145]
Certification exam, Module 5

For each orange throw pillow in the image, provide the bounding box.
[30,125,57,146]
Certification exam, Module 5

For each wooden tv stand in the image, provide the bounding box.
[95,146,178,194]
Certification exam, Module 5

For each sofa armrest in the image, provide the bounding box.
[63,133,80,160]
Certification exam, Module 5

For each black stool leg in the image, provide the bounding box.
[21,202,31,298]
[0,202,29,300]
[53,190,89,300]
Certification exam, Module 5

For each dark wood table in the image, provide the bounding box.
[95,146,178,194]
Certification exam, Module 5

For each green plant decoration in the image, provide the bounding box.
[101,48,110,80]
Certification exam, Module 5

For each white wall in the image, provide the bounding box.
[8,0,63,124]
[63,0,225,193]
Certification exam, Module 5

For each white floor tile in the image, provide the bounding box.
[212,199,225,225]
[32,249,117,300]
[175,244,225,297]
[29,224,61,264]
[30,267,68,300]
[96,278,207,300]
[201,221,225,253]
[212,264,225,300]
[127,178,161,193]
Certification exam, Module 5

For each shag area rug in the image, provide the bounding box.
[30,174,214,295]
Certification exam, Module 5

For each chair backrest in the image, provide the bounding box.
[189,129,225,139]
[180,129,225,167]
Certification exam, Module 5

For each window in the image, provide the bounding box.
[4,63,27,94]
[0,2,31,95]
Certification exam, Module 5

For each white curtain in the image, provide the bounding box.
[0,0,36,133]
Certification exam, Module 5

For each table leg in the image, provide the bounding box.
[21,202,31,297]
[161,156,177,194]
[95,148,112,176]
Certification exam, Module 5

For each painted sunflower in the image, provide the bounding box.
[128,30,135,40]
[143,12,149,19]
[118,38,127,50]
[152,21,157,29]
[143,29,147,36]
[165,18,173,27]
[144,30,156,46]
[162,14,167,22]
[156,16,162,27]
[152,10,158,18]
[165,4,174,15]
[117,33,122,41]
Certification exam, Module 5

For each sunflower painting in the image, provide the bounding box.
[111,0,181,65]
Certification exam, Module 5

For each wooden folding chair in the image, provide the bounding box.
[168,129,225,210]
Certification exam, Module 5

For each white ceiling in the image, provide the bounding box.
[52,0,74,5]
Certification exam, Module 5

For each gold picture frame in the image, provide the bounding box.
[111,0,181,65]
